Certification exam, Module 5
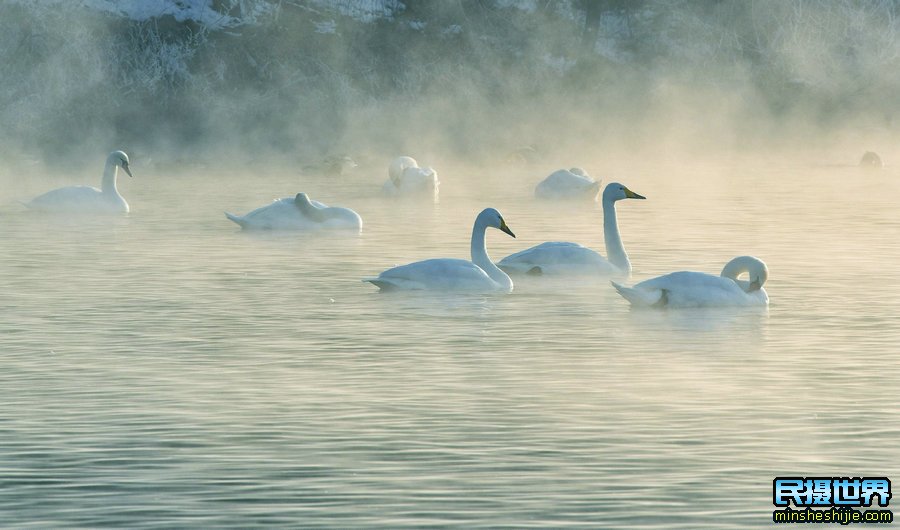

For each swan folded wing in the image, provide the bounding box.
[27,186,102,208]
[498,242,618,274]
[401,167,439,189]
[383,168,439,198]
[26,185,128,213]
[317,207,363,230]
[366,258,497,291]
[535,170,598,198]
[631,272,758,308]
[234,198,313,229]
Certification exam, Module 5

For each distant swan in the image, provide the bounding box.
[364,208,515,292]
[382,156,439,199]
[498,182,645,276]
[860,151,882,168]
[611,256,769,308]
[24,150,133,213]
[225,193,362,231]
[534,168,601,200]
[302,155,358,176]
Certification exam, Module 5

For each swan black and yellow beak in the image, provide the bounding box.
[624,187,645,200]
[122,162,133,178]
[499,218,516,238]
[748,279,761,292]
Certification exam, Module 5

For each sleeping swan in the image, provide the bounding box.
[382,156,439,199]
[498,182,645,276]
[611,256,769,308]
[225,193,362,231]
[364,208,515,292]
[534,168,601,200]
[24,150,133,214]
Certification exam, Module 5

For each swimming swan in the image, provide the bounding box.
[534,168,601,200]
[860,151,883,168]
[382,156,439,199]
[364,208,515,292]
[24,150,133,213]
[611,256,769,308]
[225,193,362,231]
[498,182,645,276]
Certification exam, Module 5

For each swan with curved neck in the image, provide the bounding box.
[611,256,769,308]
[498,182,645,276]
[364,208,515,292]
[382,156,439,199]
[225,192,362,231]
[25,151,133,213]
[534,167,601,200]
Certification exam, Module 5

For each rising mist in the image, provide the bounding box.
[2,0,899,175]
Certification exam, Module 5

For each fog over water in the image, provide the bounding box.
[1,1,899,528]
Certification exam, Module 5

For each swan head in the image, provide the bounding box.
[389,156,418,186]
[294,192,312,206]
[477,208,515,238]
[603,182,644,202]
[108,150,133,177]
[721,256,768,292]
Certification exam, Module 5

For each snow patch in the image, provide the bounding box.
[315,19,338,34]
[495,0,537,14]
[8,0,275,30]
[306,0,405,23]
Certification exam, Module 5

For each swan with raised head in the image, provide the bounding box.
[364,208,515,292]
[534,168,601,200]
[225,192,362,231]
[498,182,644,276]
[382,156,439,199]
[24,150,133,213]
[611,256,769,308]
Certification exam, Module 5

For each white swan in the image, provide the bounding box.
[611,256,769,308]
[534,168,601,200]
[498,182,645,276]
[24,151,133,213]
[382,156,439,199]
[364,208,515,292]
[225,193,362,231]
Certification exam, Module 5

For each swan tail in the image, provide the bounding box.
[362,278,398,291]
[497,260,539,276]
[611,281,665,307]
[225,212,246,227]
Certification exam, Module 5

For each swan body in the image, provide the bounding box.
[25,151,132,213]
[364,208,515,292]
[534,168,601,200]
[225,193,362,231]
[860,151,882,168]
[382,156,439,199]
[611,256,769,308]
[498,182,645,277]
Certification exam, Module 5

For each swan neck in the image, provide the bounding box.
[471,218,512,290]
[102,160,119,195]
[602,197,630,275]
[720,256,768,292]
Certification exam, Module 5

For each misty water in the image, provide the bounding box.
[2,159,899,528]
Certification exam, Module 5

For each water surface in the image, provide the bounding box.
[1,161,898,528]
